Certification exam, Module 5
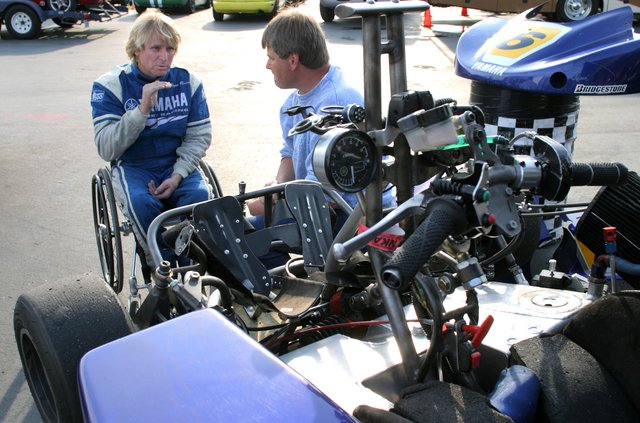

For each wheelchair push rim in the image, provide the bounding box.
[91,168,124,293]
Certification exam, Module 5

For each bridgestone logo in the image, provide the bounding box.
[574,84,627,94]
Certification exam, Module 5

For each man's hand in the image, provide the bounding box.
[148,173,183,199]
[247,180,277,216]
[139,81,172,115]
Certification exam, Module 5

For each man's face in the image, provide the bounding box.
[266,46,294,89]
[135,32,176,79]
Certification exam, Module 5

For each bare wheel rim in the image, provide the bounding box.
[563,0,591,20]
[48,0,74,12]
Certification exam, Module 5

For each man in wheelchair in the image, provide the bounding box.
[90,10,212,269]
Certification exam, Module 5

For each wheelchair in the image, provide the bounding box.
[91,159,224,294]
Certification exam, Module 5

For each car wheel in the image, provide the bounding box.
[555,0,596,21]
[14,276,134,423]
[184,0,196,13]
[319,4,335,22]
[6,5,41,40]
[203,0,211,9]
[213,8,223,21]
[46,0,77,12]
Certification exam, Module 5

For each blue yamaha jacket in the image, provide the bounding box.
[90,62,211,178]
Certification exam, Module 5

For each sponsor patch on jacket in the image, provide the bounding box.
[91,90,104,102]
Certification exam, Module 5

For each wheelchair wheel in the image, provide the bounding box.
[91,167,124,293]
[199,159,224,198]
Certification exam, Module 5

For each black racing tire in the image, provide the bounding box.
[555,0,596,21]
[212,8,224,21]
[46,0,77,12]
[319,4,334,22]
[5,5,42,40]
[92,167,125,293]
[14,275,134,423]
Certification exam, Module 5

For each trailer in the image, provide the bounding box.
[0,0,128,39]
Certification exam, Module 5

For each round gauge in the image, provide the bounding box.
[312,128,378,193]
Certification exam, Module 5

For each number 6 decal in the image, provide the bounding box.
[482,23,570,66]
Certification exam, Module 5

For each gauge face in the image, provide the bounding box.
[313,128,378,193]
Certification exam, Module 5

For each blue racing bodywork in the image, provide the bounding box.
[455,6,640,95]
[78,308,357,423]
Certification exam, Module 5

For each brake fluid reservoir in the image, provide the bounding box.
[397,105,458,152]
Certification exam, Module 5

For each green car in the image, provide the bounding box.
[133,0,211,14]
[211,0,284,21]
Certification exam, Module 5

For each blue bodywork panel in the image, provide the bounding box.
[455,6,640,95]
[78,308,357,422]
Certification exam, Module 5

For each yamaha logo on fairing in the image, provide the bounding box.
[471,62,507,76]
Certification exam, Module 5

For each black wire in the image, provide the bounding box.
[479,215,527,267]
[246,323,288,332]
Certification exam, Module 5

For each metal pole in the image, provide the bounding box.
[385,13,414,212]
[362,14,384,225]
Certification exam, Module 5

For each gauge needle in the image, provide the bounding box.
[351,166,355,184]
[343,152,360,160]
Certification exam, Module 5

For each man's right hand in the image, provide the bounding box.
[139,81,172,115]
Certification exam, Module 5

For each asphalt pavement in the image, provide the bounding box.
[0,2,638,422]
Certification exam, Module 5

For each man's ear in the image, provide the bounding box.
[288,53,299,70]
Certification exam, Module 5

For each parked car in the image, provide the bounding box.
[132,0,210,14]
[211,0,283,21]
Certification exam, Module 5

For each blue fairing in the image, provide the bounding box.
[78,308,357,422]
[455,6,640,95]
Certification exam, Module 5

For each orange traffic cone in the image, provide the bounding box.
[461,7,468,16]
[422,9,432,28]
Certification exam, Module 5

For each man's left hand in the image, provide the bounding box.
[148,173,183,199]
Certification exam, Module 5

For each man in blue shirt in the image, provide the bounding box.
[90,10,212,268]
[249,10,393,223]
